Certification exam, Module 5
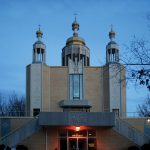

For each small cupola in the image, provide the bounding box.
[33,26,46,64]
[106,25,119,64]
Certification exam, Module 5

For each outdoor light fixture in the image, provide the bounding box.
[147,118,150,123]
[75,126,80,131]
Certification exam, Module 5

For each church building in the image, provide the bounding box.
[0,19,149,150]
[26,18,126,117]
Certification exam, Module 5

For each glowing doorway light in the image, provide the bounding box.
[75,126,80,131]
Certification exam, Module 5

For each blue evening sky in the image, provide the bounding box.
[0,0,150,114]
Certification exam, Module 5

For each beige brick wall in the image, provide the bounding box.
[47,127,59,150]
[21,126,58,150]
[22,128,46,150]
[97,128,135,150]
[27,65,126,114]
[103,65,110,112]
[42,65,50,112]
[50,67,68,112]
[84,67,103,112]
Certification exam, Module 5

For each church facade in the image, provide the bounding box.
[26,18,126,117]
[0,19,149,150]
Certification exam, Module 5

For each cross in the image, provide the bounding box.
[38,24,41,31]
[110,24,113,31]
[74,13,78,21]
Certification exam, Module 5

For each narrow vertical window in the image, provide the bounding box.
[70,74,83,100]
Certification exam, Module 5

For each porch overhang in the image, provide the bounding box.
[39,112,115,127]
[59,100,92,108]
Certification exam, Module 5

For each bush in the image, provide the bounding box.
[6,146,11,150]
[16,145,28,150]
[128,146,140,150]
[141,144,150,150]
[0,144,5,150]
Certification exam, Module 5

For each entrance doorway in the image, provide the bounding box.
[69,138,87,150]
[59,129,96,150]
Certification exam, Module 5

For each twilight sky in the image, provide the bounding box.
[0,0,150,114]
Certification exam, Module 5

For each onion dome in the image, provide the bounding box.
[66,36,85,46]
[36,26,43,40]
[109,25,116,41]
[66,17,85,46]
[72,17,79,36]
[106,25,119,49]
[34,26,44,45]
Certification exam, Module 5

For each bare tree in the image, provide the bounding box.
[121,23,150,91]
[137,95,150,117]
[0,92,8,116]
[0,91,26,116]
[7,92,25,116]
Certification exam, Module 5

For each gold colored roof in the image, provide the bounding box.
[66,36,85,46]
[66,18,86,46]
[36,30,43,38]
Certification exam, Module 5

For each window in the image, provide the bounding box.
[70,74,83,100]
[33,108,40,116]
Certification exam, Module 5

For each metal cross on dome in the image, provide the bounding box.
[74,13,78,20]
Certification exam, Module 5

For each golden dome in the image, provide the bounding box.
[66,36,85,46]
[66,17,86,46]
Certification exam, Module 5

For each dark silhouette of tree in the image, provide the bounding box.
[121,14,150,91]
[7,92,25,116]
[16,145,28,150]
[141,143,150,150]
[0,91,26,116]
[128,145,140,150]
[122,36,150,91]
[0,93,7,116]
[0,144,5,150]
[137,95,150,117]
[6,146,11,150]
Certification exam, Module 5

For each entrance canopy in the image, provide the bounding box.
[39,112,115,126]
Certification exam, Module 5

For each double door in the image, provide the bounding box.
[59,129,96,150]
[69,138,86,150]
